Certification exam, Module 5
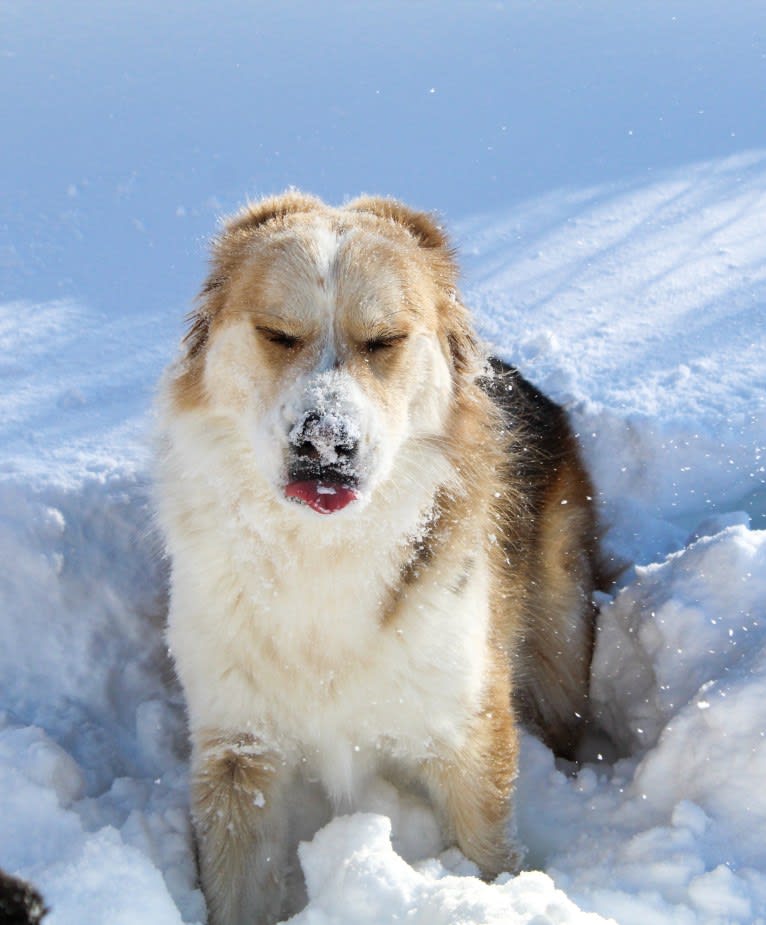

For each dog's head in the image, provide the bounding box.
[171,193,479,518]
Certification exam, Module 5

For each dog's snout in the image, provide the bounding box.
[291,409,359,467]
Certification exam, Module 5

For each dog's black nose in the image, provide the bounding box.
[292,410,358,466]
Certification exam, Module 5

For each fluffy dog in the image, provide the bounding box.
[154,192,601,925]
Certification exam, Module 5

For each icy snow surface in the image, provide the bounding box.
[2,2,766,923]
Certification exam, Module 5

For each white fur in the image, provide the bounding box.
[156,393,490,795]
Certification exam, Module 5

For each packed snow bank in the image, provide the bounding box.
[0,474,204,922]
[1,154,765,924]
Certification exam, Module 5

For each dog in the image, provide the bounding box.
[154,192,601,925]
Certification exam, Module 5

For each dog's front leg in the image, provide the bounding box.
[191,731,289,925]
[420,680,522,879]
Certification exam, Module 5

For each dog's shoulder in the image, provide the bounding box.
[480,358,573,462]
[479,356,590,516]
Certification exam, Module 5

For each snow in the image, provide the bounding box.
[290,814,611,925]
[2,2,766,923]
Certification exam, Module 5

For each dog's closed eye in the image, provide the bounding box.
[364,334,408,354]
[256,327,302,349]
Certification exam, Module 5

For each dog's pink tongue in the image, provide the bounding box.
[284,480,358,514]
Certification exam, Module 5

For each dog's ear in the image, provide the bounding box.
[210,191,324,290]
[184,192,323,358]
[224,190,323,237]
[346,196,480,380]
[344,196,451,252]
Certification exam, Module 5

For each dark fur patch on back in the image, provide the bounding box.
[496,361,616,592]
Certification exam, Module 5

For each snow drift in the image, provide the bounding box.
[1,152,765,923]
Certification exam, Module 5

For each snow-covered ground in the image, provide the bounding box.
[2,3,765,923]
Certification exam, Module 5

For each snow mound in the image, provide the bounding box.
[292,813,614,925]
[593,523,766,758]
[514,524,766,925]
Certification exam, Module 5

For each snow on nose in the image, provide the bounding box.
[289,408,360,469]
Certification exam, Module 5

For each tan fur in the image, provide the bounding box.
[421,660,521,877]
[521,468,597,755]
[156,192,603,925]
[192,733,286,925]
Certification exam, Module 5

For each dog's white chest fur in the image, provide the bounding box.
[160,415,491,803]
